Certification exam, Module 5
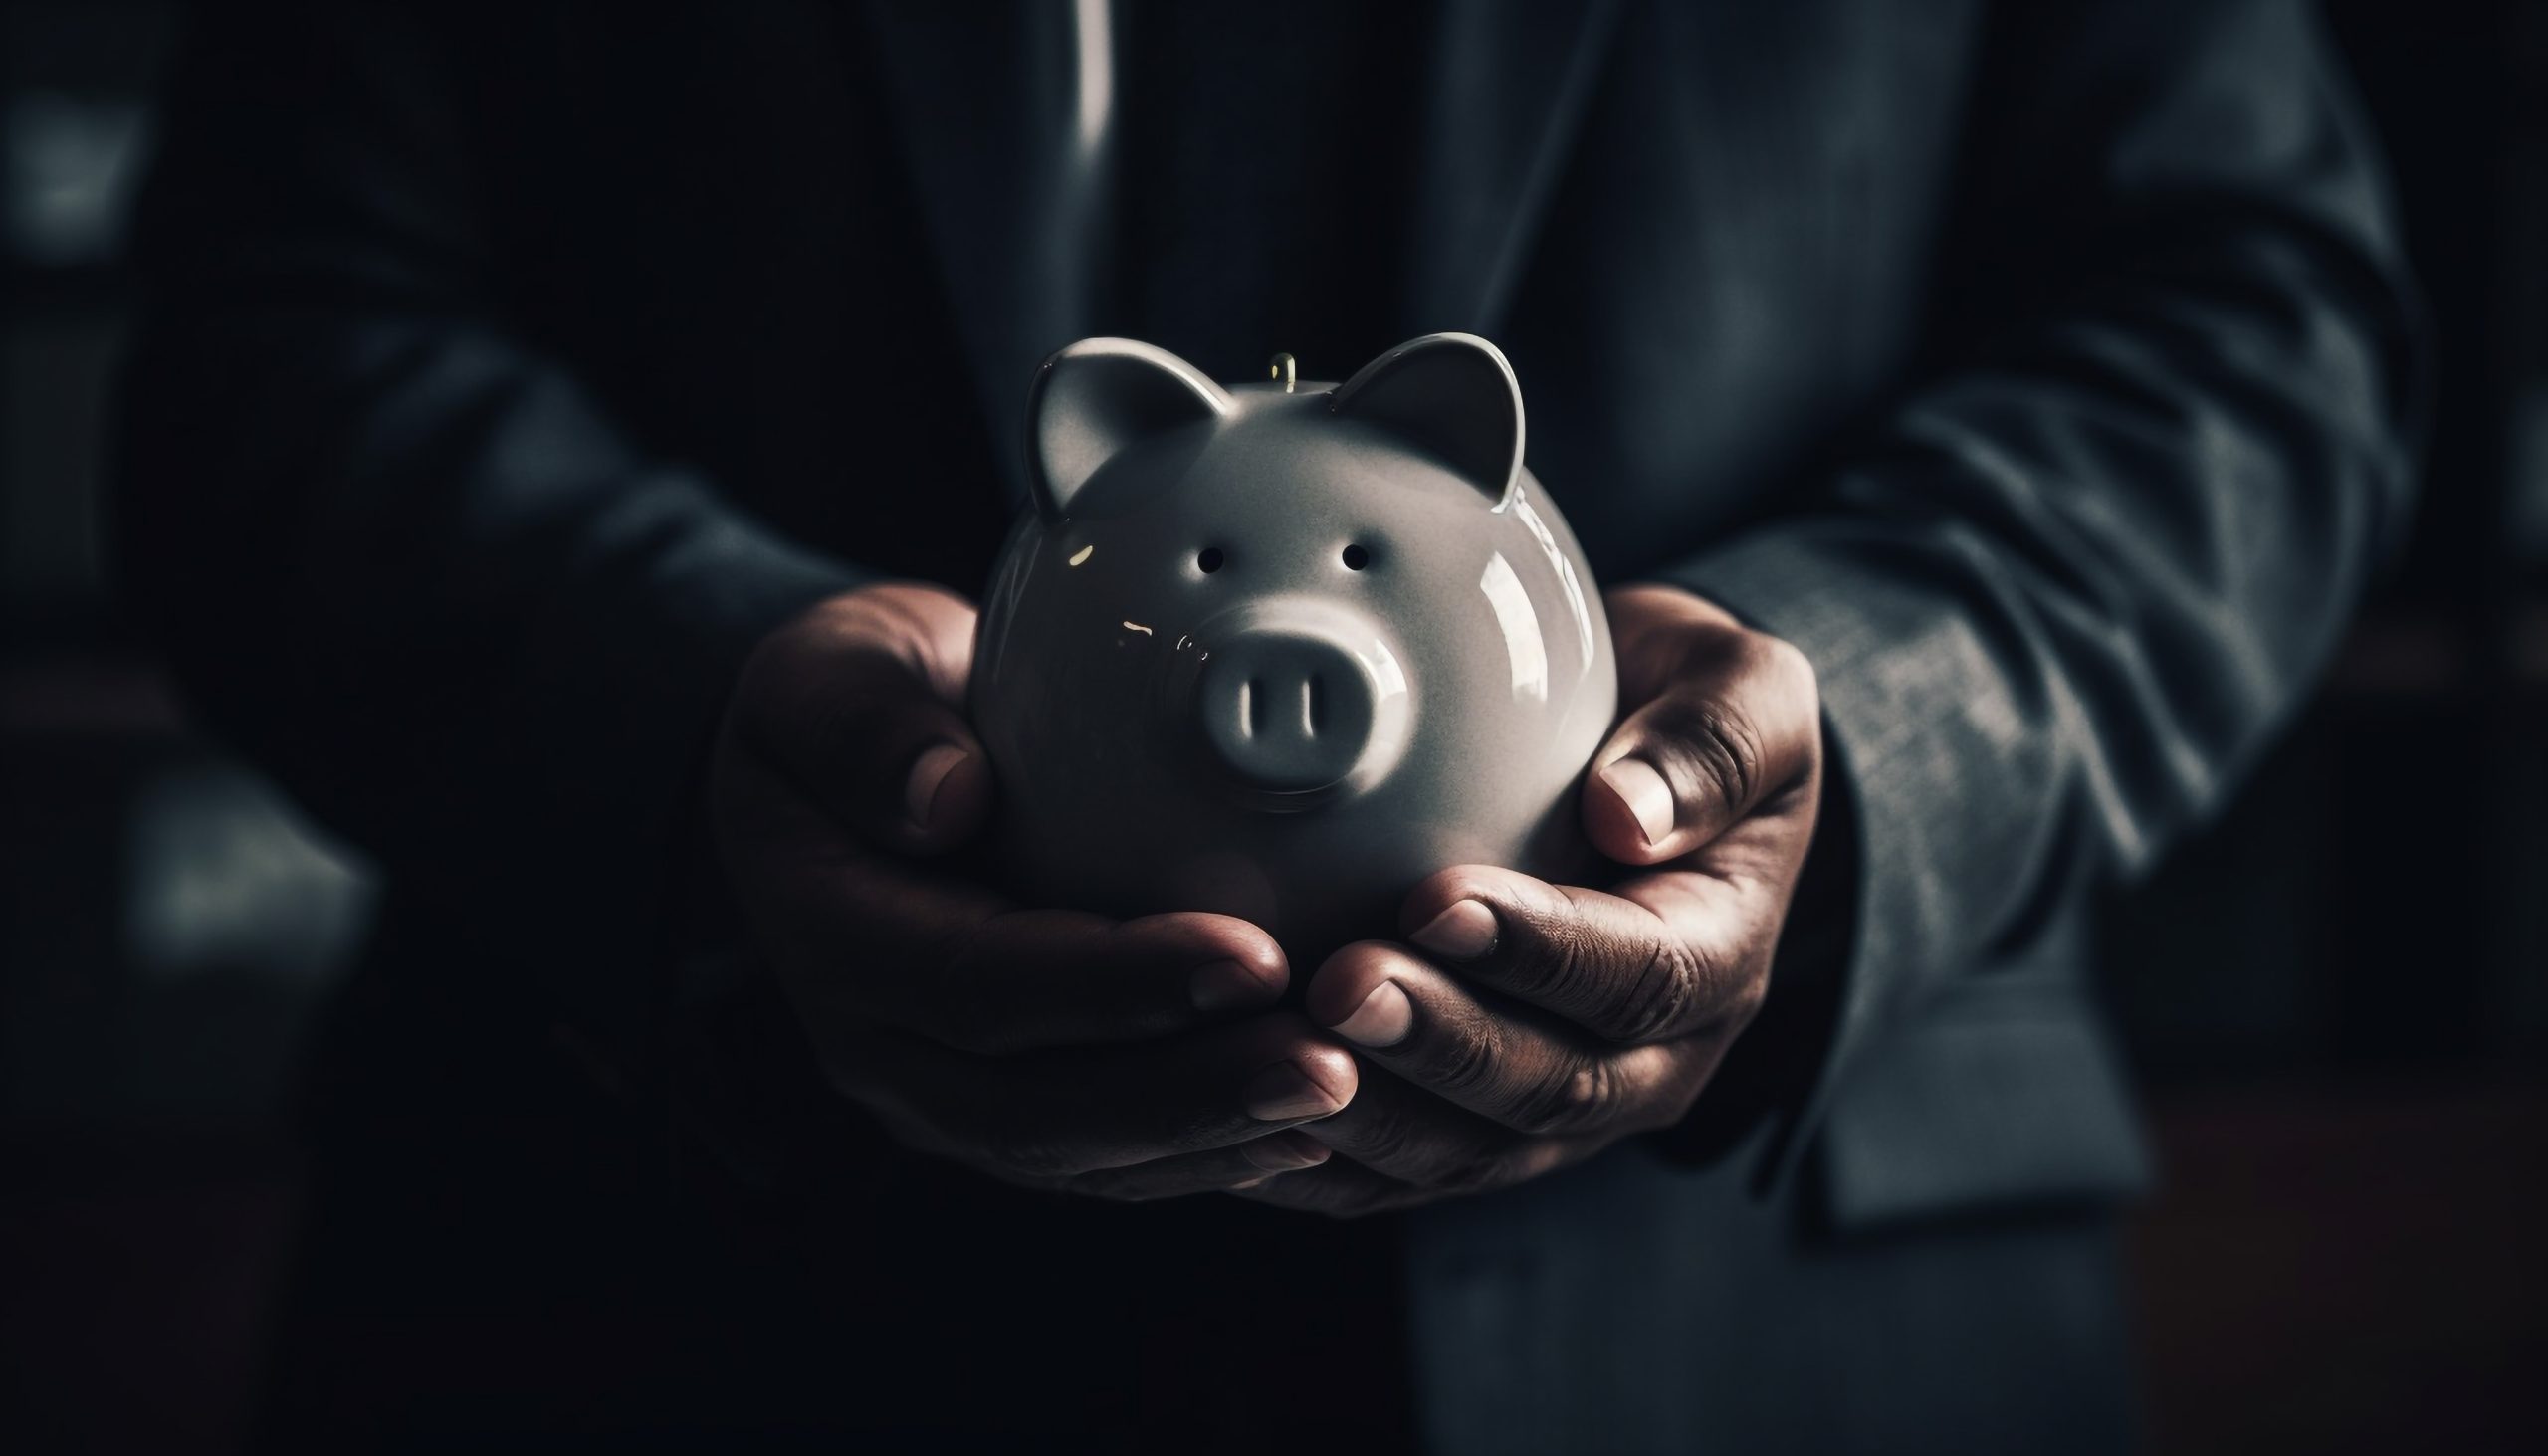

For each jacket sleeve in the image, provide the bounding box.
[1653,0,2425,1173]
[112,1,864,1073]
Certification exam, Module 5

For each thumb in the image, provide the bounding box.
[1582,635,1818,869]
[732,584,994,857]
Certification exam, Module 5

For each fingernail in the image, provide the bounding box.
[903,743,969,830]
[1243,1060,1343,1122]
[1241,1131,1332,1173]
[1411,900,1498,961]
[1599,756,1676,846]
[1331,981,1413,1048]
[1189,958,1275,1013]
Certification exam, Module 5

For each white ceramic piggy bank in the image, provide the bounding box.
[971,333,1617,965]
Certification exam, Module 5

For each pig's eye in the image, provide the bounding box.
[1341,543,1371,571]
[1197,547,1225,574]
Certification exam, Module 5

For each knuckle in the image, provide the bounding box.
[1429,1010,1508,1101]
[1513,1056,1622,1137]
[1347,1109,1429,1174]
[1684,702,1768,814]
[1638,692,1766,823]
[1355,1111,1498,1199]
[1564,1058,1627,1132]
[1761,633,1817,702]
[1611,936,1706,1043]
[1500,907,1598,1007]
[1546,913,1605,999]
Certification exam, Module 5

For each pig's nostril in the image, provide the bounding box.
[1195,617,1400,796]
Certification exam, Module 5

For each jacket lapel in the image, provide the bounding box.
[860,0,1108,501]
[856,0,1617,486]
[1399,0,1622,337]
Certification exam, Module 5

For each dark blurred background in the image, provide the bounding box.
[1,2,2541,1451]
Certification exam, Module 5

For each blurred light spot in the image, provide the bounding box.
[1071,0,1114,165]
[5,93,150,265]
[1069,544,1095,566]
[122,767,376,986]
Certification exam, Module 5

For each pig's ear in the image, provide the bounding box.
[1330,333,1525,510]
[1026,338,1233,521]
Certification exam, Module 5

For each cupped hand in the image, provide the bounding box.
[710,582,1358,1199]
[1234,583,1822,1216]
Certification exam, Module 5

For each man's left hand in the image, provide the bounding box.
[1234,583,1822,1216]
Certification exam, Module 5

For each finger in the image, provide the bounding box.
[1226,1155,1427,1219]
[924,910,1294,1053]
[1283,1070,1578,1197]
[1396,864,1769,1044]
[1060,1131,1331,1203]
[1584,612,1818,869]
[1306,941,1703,1136]
[723,750,1289,1052]
[730,585,992,856]
[811,881,1292,1054]
[842,1012,1360,1179]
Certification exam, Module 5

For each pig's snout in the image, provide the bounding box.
[1199,632,1374,792]
[1194,607,1409,799]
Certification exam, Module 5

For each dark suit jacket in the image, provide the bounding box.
[115,1,2420,1449]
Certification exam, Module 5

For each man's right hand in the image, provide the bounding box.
[709,582,1358,1199]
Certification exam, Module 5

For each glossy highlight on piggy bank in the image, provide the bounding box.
[971,333,1617,964]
